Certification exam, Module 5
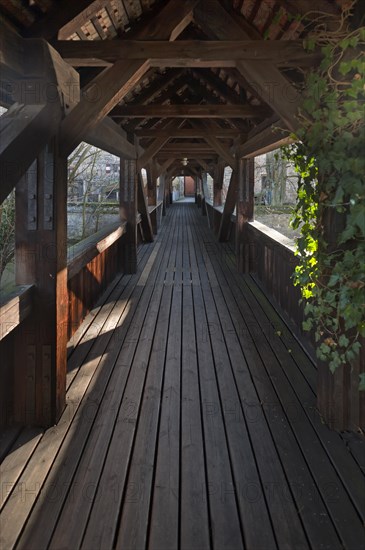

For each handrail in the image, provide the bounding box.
[247,220,296,253]
[148,200,163,214]
[67,221,127,280]
[0,284,34,341]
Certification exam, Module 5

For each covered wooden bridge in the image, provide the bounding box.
[0,1,364,549]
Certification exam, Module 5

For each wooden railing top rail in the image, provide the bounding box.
[248,220,296,254]
[67,221,127,281]
[0,284,34,341]
[148,200,163,214]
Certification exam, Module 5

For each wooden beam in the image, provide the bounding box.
[236,158,255,271]
[157,158,176,176]
[24,0,106,40]
[53,39,316,67]
[191,69,243,104]
[136,120,183,169]
[137,172,154,242]
[190,121,235,167]
[112,104,268,118]
[14,140,68,426]
[110,69,185,112]
[120,159,138,273]
[218,166,237,242]
[0,102,61,204]
[193,0,302,132]
[59,0,199,156]
[239,119,293,158]
[136,128,239,138]
[86,117,137,159]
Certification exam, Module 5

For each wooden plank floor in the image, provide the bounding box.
[1,203,364,550]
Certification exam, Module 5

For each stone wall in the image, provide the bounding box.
[67,204,119,241]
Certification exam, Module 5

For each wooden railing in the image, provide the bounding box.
[67,221,127,339]
[0,285,35,427]
[0,221,127,428]
[200,202,364,431]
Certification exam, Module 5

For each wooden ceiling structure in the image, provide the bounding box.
[1,0,345,182]
[1,0,362,434]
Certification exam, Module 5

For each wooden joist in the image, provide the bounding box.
[86,117,137,159]
[53,39,317,67]
[190,121,235,167]
[112,104,269,119]
[193,0,302,132]
[59,0,200,157]
[136,128,239,138]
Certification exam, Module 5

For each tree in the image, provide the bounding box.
[265,149,287,206]
[0,191,15,284]
[67,142,120,240]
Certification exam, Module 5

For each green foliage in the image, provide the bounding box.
[0,191,15,282]
[282,5,365,382]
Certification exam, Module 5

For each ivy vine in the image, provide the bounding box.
[282,3,365,388]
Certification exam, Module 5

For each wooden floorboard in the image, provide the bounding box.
[0,203,364,550]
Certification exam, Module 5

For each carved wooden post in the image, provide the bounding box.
[14,139,68,426]
[120,159,138,274]
[236,157,255,273]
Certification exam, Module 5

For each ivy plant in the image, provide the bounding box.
[282,4,365,388]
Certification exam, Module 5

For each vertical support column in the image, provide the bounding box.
[236,157,255,273]
[147,163,158,234]
[14,139,68,427]
[213,163,224,234]
[160,174,167,216]
[201,172,208,216]
[317,207,364,431]
[120,159,138,274]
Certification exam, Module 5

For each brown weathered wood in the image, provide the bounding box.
[113,104,269,119]
[0,16,24,79]
[236,158,255,272]
[190,120,235,167]
[119,159,138,273]
[59,0,199,156]
[136,128,239,138]
[0,285,34,341]
[67,222,126,280]
[0,103,61,204]
[193,0,302,132]
[60,60,150,157]
[54,39,316,66]
[218,166,237,241]
[137,137,170,170]
[138,172,154,243]
[86,118,137,159]
[24,0,105,39]
[110,69,184,114]
[14,140,68,427]
[239,121,294,158]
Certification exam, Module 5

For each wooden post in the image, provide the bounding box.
[317,207,365,430]
[160,174,167,216]
[236,157,255,273]
[147,163,158,234]
[14,139,68,426]
[119,159,138,274]
[201,173,208,216]
[213,163,224,234]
